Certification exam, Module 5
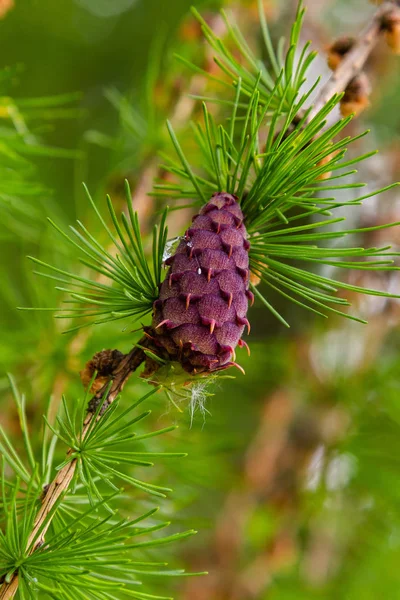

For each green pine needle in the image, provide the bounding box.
[20,180,168,332]
[0,378,196,599]
[45,386,184,505]
[153,1,400,325]
[0,486,196,599]
[18,2,400,330]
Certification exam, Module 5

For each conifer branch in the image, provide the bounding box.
[309,1,395,120]
[0,338,148,600]
[3,4,400,596]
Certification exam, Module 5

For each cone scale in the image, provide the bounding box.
[151,192,253,375]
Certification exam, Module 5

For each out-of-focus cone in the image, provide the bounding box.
[316,150,339,181]
[0,0,14,19]
[249,268,262,287]
[340,72,371,117]
[327,36,355,70]
[249,233,262,287]
[381,7,400,54]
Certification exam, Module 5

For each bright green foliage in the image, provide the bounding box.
[0,66,81,240]
[23,181,168,332]
[24,3,400,331]
[162,90,400,325]
[0,378,196,599]
[47,386,186,504]
[154,3,400,326]
[178,2,314,113]
[1,1,400,599]
[0,476,196,600]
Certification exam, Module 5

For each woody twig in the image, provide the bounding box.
[310,1,399,120]
[0,338,148,600]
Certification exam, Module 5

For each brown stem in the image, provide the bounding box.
[0,338,148,600]
[309,1,394,121]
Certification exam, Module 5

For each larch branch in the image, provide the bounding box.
[309,1,394,121]
[0,338,148,600]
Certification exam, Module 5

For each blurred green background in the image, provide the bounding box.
[1,0,400,598]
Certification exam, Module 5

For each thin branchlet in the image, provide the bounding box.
[309,1,396,120]
[0,339,148,600]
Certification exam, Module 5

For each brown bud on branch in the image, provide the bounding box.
[310,1,397,121]
[80,348,124,393]
[327,37,355,71]
[340,72,371,117]
[381,6,400,54]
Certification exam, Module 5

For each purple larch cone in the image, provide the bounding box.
[151,192,253,375]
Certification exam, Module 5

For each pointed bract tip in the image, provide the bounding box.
[238,339,251,356]
[229,362,246,375]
